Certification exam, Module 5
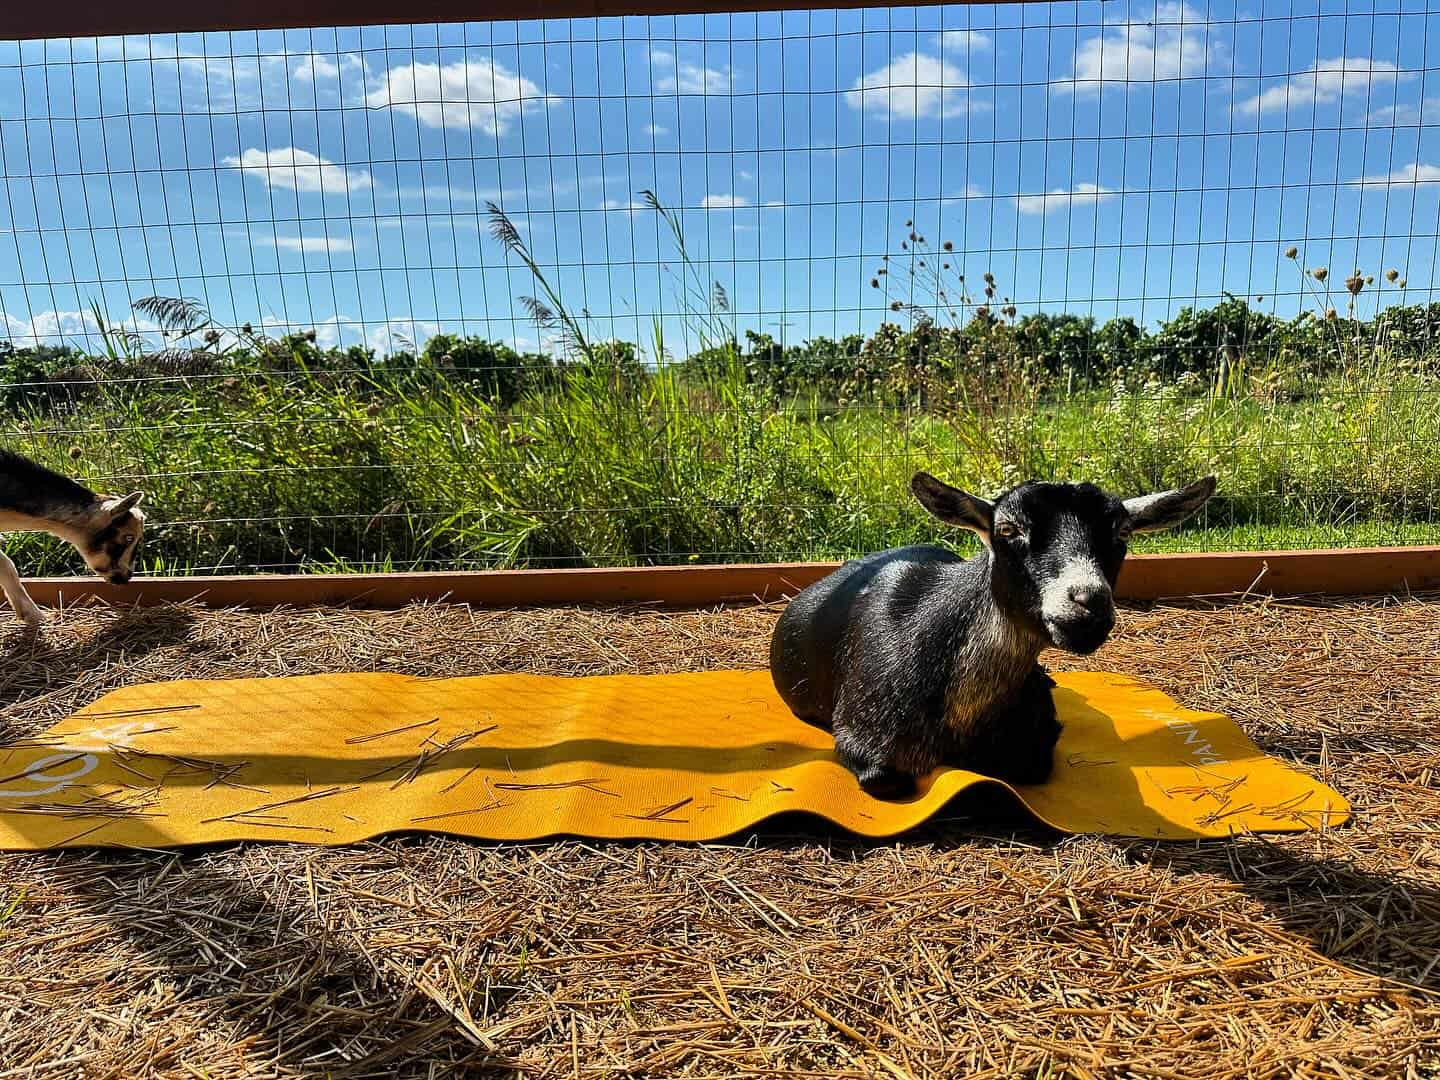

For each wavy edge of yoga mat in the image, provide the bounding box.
[0,670,1349,850]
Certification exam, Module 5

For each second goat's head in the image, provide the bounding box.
[78,491,146,584]
[911,472,1216,655]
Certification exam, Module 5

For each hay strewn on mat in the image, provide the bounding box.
[0,594,1437,1077]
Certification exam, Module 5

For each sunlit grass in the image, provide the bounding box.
[0,360,1436,577]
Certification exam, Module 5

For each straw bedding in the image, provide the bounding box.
[0,592,1437,1077]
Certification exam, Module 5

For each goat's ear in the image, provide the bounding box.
[911,472,994,537]
[1122,476,1216,533]
[105,491,144,519]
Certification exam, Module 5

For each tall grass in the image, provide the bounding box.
[0,356,1435,577]
[0,217,1436,576]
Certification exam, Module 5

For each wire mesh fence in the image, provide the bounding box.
[1,0,1438,576]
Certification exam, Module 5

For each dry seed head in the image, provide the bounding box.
[1399,278,1408,287]
[943,240,954,252]
[890,301,902,311]
[1386,268,1400,282]
[1285,246,1298,259]
[68,445,82,461]
[1345,273,1364,296]
[870,278,879,288]
[983,272,995,285]
[1312,267,1329,282]
[1326,307,1338,320]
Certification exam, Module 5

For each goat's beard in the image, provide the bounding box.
[1042,612,1115,655]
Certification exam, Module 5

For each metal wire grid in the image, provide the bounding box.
[0,0,1437,574]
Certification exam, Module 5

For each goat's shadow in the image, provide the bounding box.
[0,604,197,715]
[17,775,1434,1075]
[0,603,514,1073]
[744,789,1440,994]
[42,842,520,1075]
[11,642,1435,1068]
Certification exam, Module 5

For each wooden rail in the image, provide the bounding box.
[2,0,1017,42]
[18,547,1440,611]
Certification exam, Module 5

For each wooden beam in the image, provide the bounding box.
[18,547,1440,612]
[0,0,1009,42]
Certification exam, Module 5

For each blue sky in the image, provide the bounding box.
[1,0,1437,359]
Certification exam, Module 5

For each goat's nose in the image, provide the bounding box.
[1068,585,1111,614]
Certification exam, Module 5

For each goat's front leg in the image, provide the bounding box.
[0,549,44,628]
[954,666,1060,785]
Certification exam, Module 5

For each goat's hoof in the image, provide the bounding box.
[855,765,917,800]
[19,608,45,630]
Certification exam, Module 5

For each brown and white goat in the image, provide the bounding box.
[0,448,145,627]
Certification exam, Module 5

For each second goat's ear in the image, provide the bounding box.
[104,492,145,520]
[911,472,994,537]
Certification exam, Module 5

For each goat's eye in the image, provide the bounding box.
[122,534,135,545]
[994,522,1022,541]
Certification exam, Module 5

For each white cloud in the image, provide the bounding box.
[224,147,372,196]
[1014,183,1117,215]
[1351,162,1440,187]
[644,123,669,136]
[946,183,988,200]
[365,59,552,134]
[1369,97,1440,126]
[701,194,749,208]
[1235,56,1410,115]
[600,198,648,217]
[288,51,369,105]
[291,52,339,82]
[938,31,991,54]
[253,315,437,353]
[367,318,439,354]
[265,235,354,254]
[311,316,354,349]
[847,51,979,119]
[651,48,731,95]
[1056,3,1219,93]
[1,308,161,348]
[255,314,356,349]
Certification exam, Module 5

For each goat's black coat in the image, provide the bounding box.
[0,448,96,520]
[770,473,1215,799]
[770,544,1060,798]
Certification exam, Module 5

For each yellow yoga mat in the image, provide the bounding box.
[0,670,1347,850]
